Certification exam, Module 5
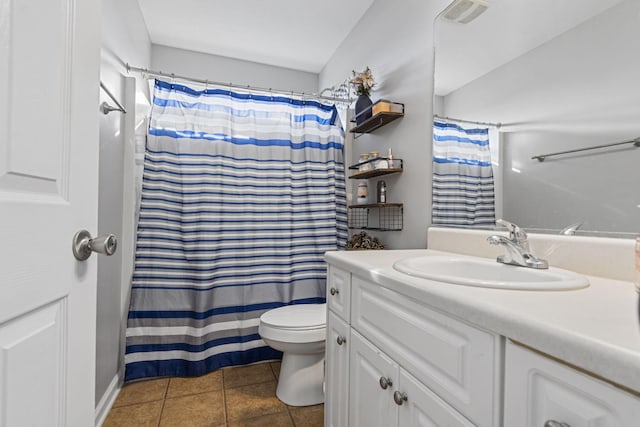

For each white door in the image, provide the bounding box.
[0,0,101,425]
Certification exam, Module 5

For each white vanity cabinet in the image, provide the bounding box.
[324,264,502,427]
[350,276,501,426]
[325,250,640,427]
[504,341,640,427]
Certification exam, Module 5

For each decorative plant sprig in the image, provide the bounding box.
[350,66,375,97]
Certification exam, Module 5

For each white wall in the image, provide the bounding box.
[320,0,451,249]
[442,0,640,234]
[96,0,152,413]
[152,44,318,93]
[95,66,126,405]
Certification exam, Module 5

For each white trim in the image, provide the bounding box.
[94,373,122,427]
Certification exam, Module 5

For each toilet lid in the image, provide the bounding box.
[260,303,326,330]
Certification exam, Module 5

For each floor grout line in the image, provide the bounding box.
[156,378,170,427]
[221,368,228,426]
[105,363,323,427]
[286,405,296,426]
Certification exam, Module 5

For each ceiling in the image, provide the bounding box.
[136,0,375,74]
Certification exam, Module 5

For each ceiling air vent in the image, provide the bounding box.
[442,0,489,24]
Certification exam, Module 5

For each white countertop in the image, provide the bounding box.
[324,249,640,393]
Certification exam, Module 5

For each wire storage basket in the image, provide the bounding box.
[348,207,369,229]
[347,204,402,231]
[378,204,403,231]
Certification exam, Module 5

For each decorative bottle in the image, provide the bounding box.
[377,180,387,204]
[357,181,368,204]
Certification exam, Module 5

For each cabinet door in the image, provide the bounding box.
[351,276,500,426]
[325,311,350,427]
[504,341,640,427]
[327,265,351,321]
[349,330,398,427]
[397,369,475,427]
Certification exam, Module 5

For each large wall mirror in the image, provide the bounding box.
[433,0,640,237]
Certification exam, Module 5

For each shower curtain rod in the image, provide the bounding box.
[99,81,127,114]
[434,114,501,128]
[126,63,352,104]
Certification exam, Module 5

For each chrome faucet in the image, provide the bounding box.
[487,219,549,269]
[560,221,583,236]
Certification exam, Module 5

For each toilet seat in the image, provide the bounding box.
[259,303,326,343]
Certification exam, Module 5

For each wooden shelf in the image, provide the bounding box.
[349,168,403,179]
[348,203,403,208]
[348,157,403,179]
[350,111,404,135]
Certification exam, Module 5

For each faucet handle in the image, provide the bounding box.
[496,219,527,243]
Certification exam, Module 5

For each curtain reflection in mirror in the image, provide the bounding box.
[432,120,495,227]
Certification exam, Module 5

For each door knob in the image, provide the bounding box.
[336,336,346,345]
[330,287,339,295]
[72,230,117,261]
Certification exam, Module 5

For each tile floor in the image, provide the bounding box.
[103,361,324,427]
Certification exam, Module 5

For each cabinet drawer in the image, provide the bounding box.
[351,276,501,427]
[327,265,351,321]
[504,341,640,427]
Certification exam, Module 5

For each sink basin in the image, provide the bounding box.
[392,255,589,290]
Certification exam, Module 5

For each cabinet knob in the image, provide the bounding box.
[336,336,346,345]
[393,391,408,405]
[544,422,570,427]
[330,287,339,296]
[379,376,393,390]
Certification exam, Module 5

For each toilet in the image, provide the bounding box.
[258,303,326,406]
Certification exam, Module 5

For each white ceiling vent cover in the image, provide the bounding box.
[442,0,489,24]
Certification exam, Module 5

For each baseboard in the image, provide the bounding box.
[94,373,122,427]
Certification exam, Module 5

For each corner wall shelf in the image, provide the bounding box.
[348,157,403,179]
[350,112,404,135]
[350,101,404,138]
[349,168,403,179]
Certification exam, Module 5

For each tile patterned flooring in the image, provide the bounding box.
[103,361,324,427]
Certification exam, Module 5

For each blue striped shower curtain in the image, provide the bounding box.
[432,121,495,227]
[124,80,347,381]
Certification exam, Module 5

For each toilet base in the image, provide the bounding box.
[276,352,325,406]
